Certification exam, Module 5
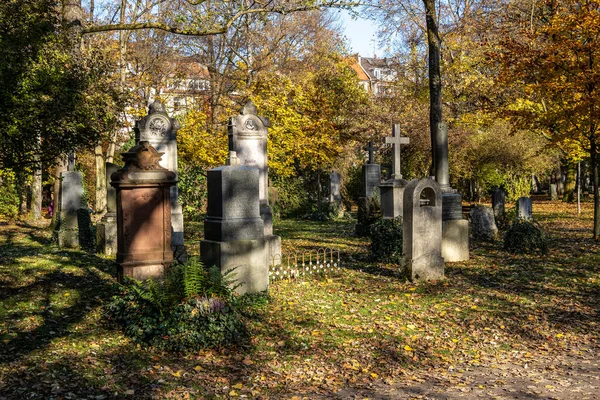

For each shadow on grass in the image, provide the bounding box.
[0,224,117,364]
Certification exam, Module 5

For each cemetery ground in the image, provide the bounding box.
[1,200,599,399]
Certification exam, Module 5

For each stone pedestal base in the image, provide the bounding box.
[380,179,408,219]
[96,215,117,256]
[201,238,268,295]
[118,262,166,281]
[265,235,282,266]
[404,254,445,281]
[56,229,80,249]
[442,219,470,261]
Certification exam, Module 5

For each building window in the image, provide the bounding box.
[173,97,182,111]
[374,69,381,79]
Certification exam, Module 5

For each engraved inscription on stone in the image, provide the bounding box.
[130,172,167,181]
[148,115,170,137]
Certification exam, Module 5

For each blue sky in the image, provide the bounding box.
[334,10,386,57]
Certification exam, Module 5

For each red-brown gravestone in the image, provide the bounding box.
[111,141,176,281]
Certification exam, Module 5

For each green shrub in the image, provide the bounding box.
[503,219,549,254]
[0,170,20,219]
[178,164,207,222]
[104,257,248,351]
[356,195,381,236]
[369,217,403,263]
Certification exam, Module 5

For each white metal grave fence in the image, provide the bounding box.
[269,248,341,282]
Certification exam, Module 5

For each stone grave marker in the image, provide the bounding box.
[111,141,176,281]
[97,162,120,255]
[516,197,533,220]
[328,171,343,218]
[228,101,281,262]
[470,205,499,241]
[492,188,505,224]
[134,100,185,257]
[380,124,409,219]
[201,151,269,294]
[54,170,87,249]
[402,178,444,281]
[363,141,381,199]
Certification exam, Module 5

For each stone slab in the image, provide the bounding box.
[363,164,381,198]
[442,219,469,262]
[380,179,408,219]
[201,238,268,295]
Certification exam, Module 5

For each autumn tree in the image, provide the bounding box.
[492,0,600,239]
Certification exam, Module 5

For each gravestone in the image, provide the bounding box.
[492,188,506,224]
[402,178,444,281]
[329,171,341,203]
[470,206,499,241]
[201,152,269,294]
[328,171,344,218]
[356,142,381,236]
[532,174,542,194]
[430,123,469,262]
[228,102,281,262]
[134,100,185,258]
[96,162,120,255]
[516,197,533,220]
[379,124,409,219]
[549,183,558,200]
[111,141,176,281]
[363,141,381,199]
[54,170,87,248]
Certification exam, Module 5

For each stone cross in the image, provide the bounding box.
[366,141,376,164]
[385,124,409,180]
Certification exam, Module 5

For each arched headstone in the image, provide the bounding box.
[402,178,444,281]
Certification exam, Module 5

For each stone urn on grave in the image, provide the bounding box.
[111,141,176,281]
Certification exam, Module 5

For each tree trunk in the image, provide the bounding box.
[95,144,107,215]
[563,161,576,202]
[424,0,442,177]
[18,180,29,216]
[30,165,42,219]
[591,137,600,240]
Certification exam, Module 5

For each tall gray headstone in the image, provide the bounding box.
[228,103,281,263]
[134,100,184,255]
[54,171,85,248]
[329,171,341,203]
[96,162,120,255]
[402,178,444,281]
[201,153,269,294]
[492,188,505,223]
[362,141,381,198]
[228,101,271,232]
[432,122,469,262]
[380,124,409,219]
[516,197,533,220]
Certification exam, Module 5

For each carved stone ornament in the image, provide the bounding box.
[124,141,166,171]
[147,114,170,137]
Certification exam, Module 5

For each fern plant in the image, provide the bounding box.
[184,257,206,298]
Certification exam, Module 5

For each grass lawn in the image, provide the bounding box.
[0,200,598,399]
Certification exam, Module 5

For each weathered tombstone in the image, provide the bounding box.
[433,122,470,262]
[516,197,533,220]
[380,124,409,219]
[134,100,185,258]
[329,171,341,203]
[492,188,506,224]
[356,142,381,236]
[402,178,444,281]
[228,101,281,262]
[54,170,86,248]
[470,206,499,241]
[532,174,541,194]
[328,171,344,218]
[549,183,558,200]
[363,141,381,199]
[96,162,120,255]
[111,141,176,281]
[201,152,268,294]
